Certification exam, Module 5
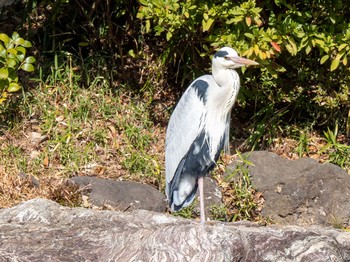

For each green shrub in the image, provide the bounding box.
[2,0,349,147]
[138,0,350,73]
[138,0,350,146]
[0,32,35,105]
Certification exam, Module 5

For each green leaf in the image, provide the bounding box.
[21,40,32,48]
[145,20,151,33]
[24,56,36,64]
[343,55,348,66]
[0,68,8,79]
[7,48,17,55]
[305,44,312,55]
[287,37,298,55]
[202,18,214,32]
[128,49,136,58]
[16,53,25,62]
[21,63,35,72]
[11,32,20,40]
[251,7,262,14]
[227,16,244,24]
[285,44,294,55]
[7,69,18,82]
[230,9,244,16]
[314,39,325,48]
[244,33,254,39]
[166,31,172,41]
[330,54,342,71]
[7,58,17,67]
[7,52,16,59]
[0,91,7,104]
[139,0,148,6]
[0,33,10,44]
[0,49,7,58]
[154,25,164,35]
[13,37,25,45]
[16,46,26,54]
[7,82,21,92]
[338,43,348,51]
[136,11,144,19]
[245,16,251,26]
[320,55,329,64]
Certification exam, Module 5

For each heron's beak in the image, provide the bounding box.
[231,56,259,66]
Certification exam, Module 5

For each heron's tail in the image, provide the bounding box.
[166,157,198,211]
[166,132,216,211]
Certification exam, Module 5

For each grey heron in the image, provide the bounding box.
[165,47,258,224]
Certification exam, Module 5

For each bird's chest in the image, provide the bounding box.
[204,83,238,159]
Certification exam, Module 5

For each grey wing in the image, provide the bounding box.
[165,84,206,197]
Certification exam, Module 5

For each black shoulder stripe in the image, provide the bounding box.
[192,79,208,103]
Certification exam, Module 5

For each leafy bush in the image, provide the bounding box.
[2,0,349,147]
[0,32,35,105]
[138,0,350,74]
[138,0,350,146]
[22,0,141,88]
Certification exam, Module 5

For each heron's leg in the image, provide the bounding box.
[198,176,205,224]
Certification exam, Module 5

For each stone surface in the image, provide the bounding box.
[70,176,167,212]
[0,198,349,261]
[228,151,350,226]
[203,176,223,207]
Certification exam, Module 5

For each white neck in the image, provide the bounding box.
[211,67,240,113]
[204,67,240,159]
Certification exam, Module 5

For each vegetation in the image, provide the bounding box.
[219,151,264,222]
[0,0,349,223]
[0,32,35,104]
[138,0,350,148]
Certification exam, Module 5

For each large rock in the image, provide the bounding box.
[228,151,350,226]
[0,198,349,261]
[70,176,166,212]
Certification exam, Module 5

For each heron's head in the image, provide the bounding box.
[213,47,259,69]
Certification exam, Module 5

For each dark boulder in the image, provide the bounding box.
[228,151,350,226]
[70,176,167,212]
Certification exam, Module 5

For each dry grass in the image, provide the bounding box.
[0,64,170,208]
[0,165,82,208]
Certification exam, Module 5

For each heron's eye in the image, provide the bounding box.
[224,56,230,60]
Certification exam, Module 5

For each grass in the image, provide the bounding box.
[214,151,267,223]
[322,124,350,172]
[0,53,166,208]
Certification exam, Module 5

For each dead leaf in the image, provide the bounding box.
[43,156,49,167]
